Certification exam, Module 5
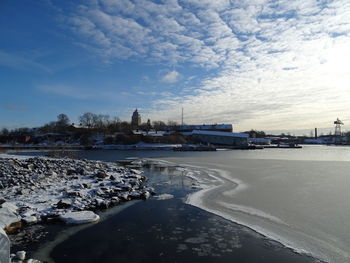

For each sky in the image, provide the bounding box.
[1,0,350,133]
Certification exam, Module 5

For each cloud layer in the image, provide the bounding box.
[58,0,350,130]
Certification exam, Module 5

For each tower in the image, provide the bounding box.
[334,118,344,144]
[131,109,141,127]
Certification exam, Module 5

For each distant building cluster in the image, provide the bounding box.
[0,109,348,148]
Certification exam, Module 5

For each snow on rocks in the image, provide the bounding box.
[9,249,42,263]
[59,211,100,224]
[0,156,155,229]
[0,203,21,232]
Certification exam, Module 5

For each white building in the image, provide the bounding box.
[192,130,248,147]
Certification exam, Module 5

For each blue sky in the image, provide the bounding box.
[1,0,350,133]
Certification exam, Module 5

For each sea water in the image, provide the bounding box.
[16,145,350,262]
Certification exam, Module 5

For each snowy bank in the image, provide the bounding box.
[0,156,155,231]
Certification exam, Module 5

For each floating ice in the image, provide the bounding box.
[59,211,100,224]
[154,194,174,200]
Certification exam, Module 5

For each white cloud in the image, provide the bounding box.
[161,70,180,83]
[54,0,350,130]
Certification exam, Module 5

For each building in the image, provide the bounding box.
[131,109,141,127]
[160,124,233,134]
[249,137,271,145]
[192,130,248,147]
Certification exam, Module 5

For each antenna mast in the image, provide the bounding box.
[181,107,184,126]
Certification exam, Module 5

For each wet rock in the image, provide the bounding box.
[76,168,85,175]
[66,169,76,175]
[129,191,141,199]
[147,187,156,195]
[66,190,83,198]
[4,221,22,234]
[118,192,130,201]
[141,191,151,200]
[95,189,105,196]
[56,199,72,209]
[16,189,30,196]
[82,183,91,189]
[16,250,26,260]
[96,170,107,179]
[111,197,120,204]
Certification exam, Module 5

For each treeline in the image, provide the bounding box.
[0,112,179,136]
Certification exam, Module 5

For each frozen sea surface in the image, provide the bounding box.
[162,145,350,262]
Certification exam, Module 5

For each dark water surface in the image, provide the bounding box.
[51,199,314,263]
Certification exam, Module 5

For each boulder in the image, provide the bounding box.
[82,183,91,189]
[16,250,26,260]
[96,170,107,179]
[141,191,151,200]
[76,168,85,175]
[56,199,72,209]
[66,169,76,175]
[0,205,21,233]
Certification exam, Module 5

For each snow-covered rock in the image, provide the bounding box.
[0,228,10,263]
[22,216,38,224]
[0,206,21,230]
[59,211,100,224]
[16,250,26,260]
[1,202,18,214]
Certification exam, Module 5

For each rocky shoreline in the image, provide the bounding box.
[0,155,155,262]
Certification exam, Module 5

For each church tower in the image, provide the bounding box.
[131,109,141,127]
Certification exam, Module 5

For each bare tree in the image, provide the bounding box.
[152,121,166,131]
[79,112,95,128]
[1,128,9,135]
[57,114,70,128]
